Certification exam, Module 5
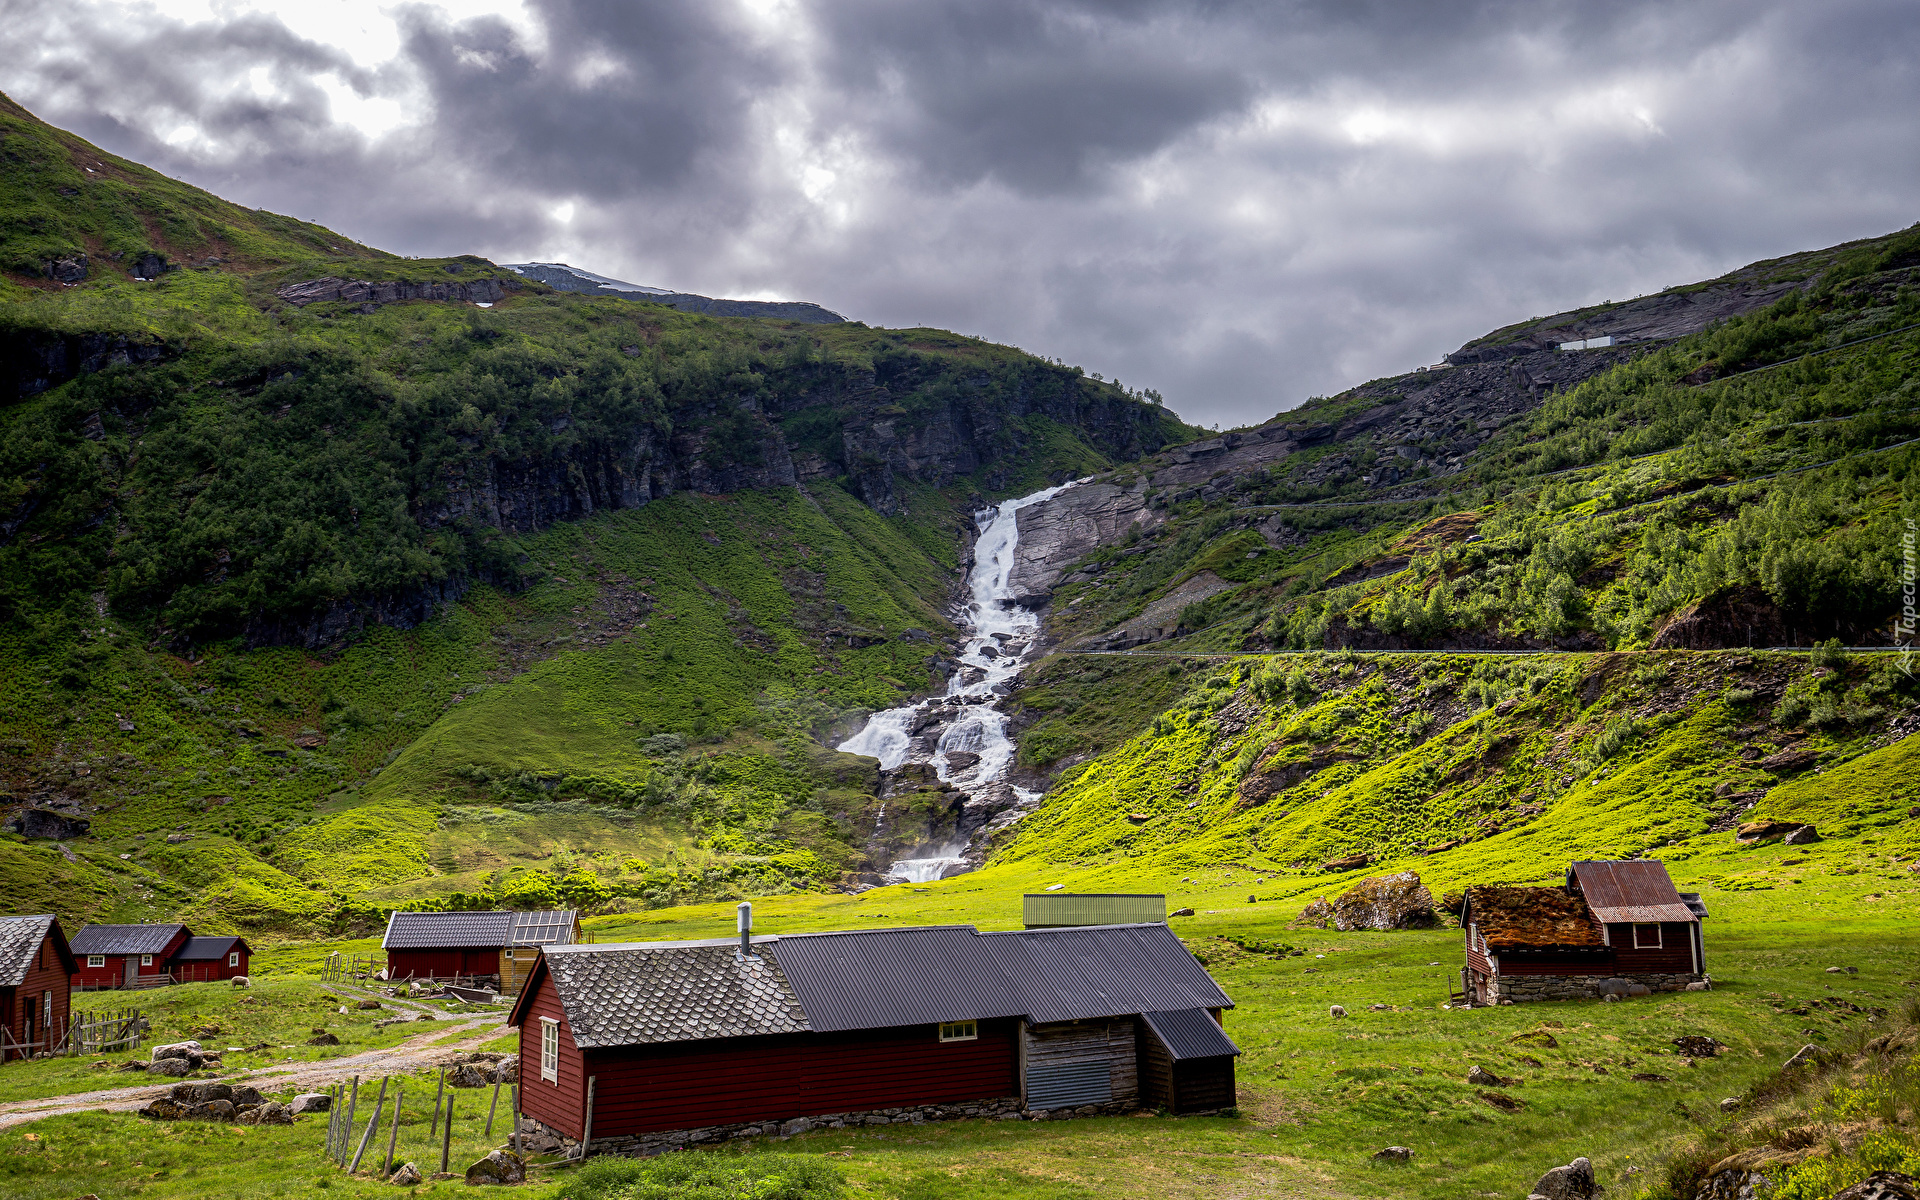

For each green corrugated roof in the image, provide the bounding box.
[1022,894,1167,928]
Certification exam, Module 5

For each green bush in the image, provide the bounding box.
[555,1152,846,1200]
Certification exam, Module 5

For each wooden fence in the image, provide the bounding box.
[0,1007,142,1064]
[323,1069,524,1178]
[321,953,383,984]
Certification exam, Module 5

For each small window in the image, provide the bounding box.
[1633,923,1662,949]
[140,954,153,967]
[938,1021,977,1043]
[87,955,104,969]
[540,1018,559,1083]
[228,952,240,968]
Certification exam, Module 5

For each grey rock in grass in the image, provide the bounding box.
[390,1162,422,1186]
[289,1093,332,1114]
[148,1056,192,1078]
[1466,1065,1510,1087]
[1829,1172,1920,1200]
[464,1149,525,1186]
[1720,1098,1742,1112]
[447,1062,492,1088]
[1371,1146,1414,1163]
[150,1040,201,1062]
[1530,1156,1599,1200]
[168,1082,231,1104]
[1783,825,1820,845]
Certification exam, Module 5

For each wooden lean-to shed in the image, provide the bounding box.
[508,920,1239,1154]
[0,916,75,1061]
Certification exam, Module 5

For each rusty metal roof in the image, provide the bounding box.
[1568,861,1697,924]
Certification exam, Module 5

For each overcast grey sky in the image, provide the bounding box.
[5,0,1917,428]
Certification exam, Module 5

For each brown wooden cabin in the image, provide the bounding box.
[1462,860,1708,1005]
[382,910,579,988]
[172,936,251,983]
[70,924,191,990]
[0,916,76,1061]
[507,920,1240,1153]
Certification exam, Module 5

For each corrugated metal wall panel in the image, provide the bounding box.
[1027,1060,1112,1109]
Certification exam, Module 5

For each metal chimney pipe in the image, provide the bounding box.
[736,901,752,956]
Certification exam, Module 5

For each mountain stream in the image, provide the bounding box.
[836,481,1076,882]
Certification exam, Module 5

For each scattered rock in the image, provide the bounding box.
[1827,966,1847,974]
[1736,819,1808,842]
[447,1063,492,1088]
[1467,1065,1511,1087]
[389,1162,422,1186]
[150,1040,202,1062]
[1672,1036,1722,1058]
[306,1032,340,1046]
[169,1082,232,1105]
[1510,1029,1560,1049]
[464,1149,526,1186]
[1321,854,1374,873]
[1479,1091,1522,1112]
[1371,1146,1415,1163]
[1829,1171,1919,1200]
[1783,1044,1824,1069]
[1170,908,1195,917]
[290,1093,332,1114]
[7,809,92,840]
[493,1056,519,1084]
[1631,1073,1671,1083]
[1720,1098,1742,1113]
[1759,746,1819,772]
[356,999,382,1010]
[1293,870,1438,931]
[1531,1156,1600,1200]
[240,1101,292,1125]
[1783,825,1821,845]
[116,1060,148,1072]
[148,1056,192,1078]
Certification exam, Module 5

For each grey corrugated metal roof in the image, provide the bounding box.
[1569,861,1696,925]
[1677,892,1710,920]
[542,939,809,1048]
[533,922,1233,1049]
[70,923,187,956]
[1141,1008,1240,1060]
[0,917,57,987]
[174,936,248,961]
[509,910,578,946]
[382,911,515,950]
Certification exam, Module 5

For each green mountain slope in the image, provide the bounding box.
[0,96,1193,931]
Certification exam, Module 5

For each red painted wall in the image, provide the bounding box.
[175,949,250,983]
[388,948,498,979]
[1,934,71,1059]
[1607,923,1697,974]
[516,972,1020,1139]
[73,929,190,989]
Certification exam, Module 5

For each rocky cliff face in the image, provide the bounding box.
[503,262,847,324]
[275,276,510,307]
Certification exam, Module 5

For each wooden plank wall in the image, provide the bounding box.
[517,975,587,1137]
[1024,1019,1138,1106]
[1136,1025,1173,1110]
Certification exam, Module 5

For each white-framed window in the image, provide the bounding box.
[86,955,104,969]
[1633,923,1662,949]
[938,1021,978,1043]
[228,952,240,968]
[540,1017,560,1083]
[140,954,153,967]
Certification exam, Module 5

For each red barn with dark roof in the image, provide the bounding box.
[1461,860,1708,1005]
[0,916,75,1060]
[70,924,191,990]
[507,920,1240,1157]
[382,910,578,983]
[172,936,251,982]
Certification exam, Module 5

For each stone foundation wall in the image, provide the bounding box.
[521,1096,1141,1159]
[1491,973,1703,1004]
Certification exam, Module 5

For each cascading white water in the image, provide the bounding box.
[837,480,1077,880]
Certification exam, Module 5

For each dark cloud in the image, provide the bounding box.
[3,0,1917,427]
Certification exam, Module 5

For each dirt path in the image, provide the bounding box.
[0,989,512,1131]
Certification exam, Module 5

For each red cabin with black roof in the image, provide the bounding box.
[70,924,192,990]
[507,916,1240,1155]
[0,916,75,1060]
[172,936,251,982]
[382,910,578,984]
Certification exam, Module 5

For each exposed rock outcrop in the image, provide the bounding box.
[1006,481,1157,602]
[274,277,507,307]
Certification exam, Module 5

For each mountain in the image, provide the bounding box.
[502,262,849,324]
[0,94,1194,931]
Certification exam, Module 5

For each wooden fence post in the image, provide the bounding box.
[340,1075,361,1167]
[430,1068,445,1137]
[484,1075,502,1137]
[440,1093,454,1177]
[579,1075,597,1160]
[511,1085,521,1158]
[382,1083,404,1179]
[349,1076,389,1174]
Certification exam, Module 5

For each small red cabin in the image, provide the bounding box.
[70,924,192,990]
[382,910,578,985]
[508,920,1240,1157]
[0,916,75,1061]
[172,936,251,982]
[1462,860,1708,1005]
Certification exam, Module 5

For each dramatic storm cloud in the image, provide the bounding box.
[4,0,1918,427]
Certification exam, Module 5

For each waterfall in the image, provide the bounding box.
[836,480,1076,881]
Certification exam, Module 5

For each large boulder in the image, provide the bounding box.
[289,1093,332,1114]
[447,1063,493,1088]
[151,1040,202,1062]
[168,1082,232,1105]
[240,1101,293,1126]
[1830,1173,1919,1200]
[148,1056,193,1078]
[492,1056,519,1084]
[1296,872,1438,931]
[1531,1156,1600,1200]
[390,1162,422,1186]
[464,1150,526,1186]
[8,809,91,839]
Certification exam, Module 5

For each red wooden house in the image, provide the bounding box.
[1461,860,1708,1006]
[508,917,1240,1157]
[382,910,578,985]
[70,924,192,990]
[0,916,75,1061]
[172,936,251,982]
